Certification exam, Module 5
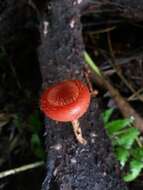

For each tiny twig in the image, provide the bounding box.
[128,88,143,101]
[100,47,143,71]
[84,26,116,35]
[28,0,41,18]
[9,62,23,90]
[0,161,44,179]
[1,47,22,90]
[83,67,98,97]
[107,32,134,92]
[107,32,143,102]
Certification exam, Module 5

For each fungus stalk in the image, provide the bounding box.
[72,120,87,144]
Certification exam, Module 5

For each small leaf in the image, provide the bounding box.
[131,148,143,162]
[123,160,143,182]
[114,128,139,149]
[115,147,130,167]
[31,134,45,159]
[29,111,42,133]
[14,115,22,129]
[84,51,101,76]
[105,118,133,135]
[102,108,114,124]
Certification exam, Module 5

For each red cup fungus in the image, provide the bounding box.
[40,79,91,144]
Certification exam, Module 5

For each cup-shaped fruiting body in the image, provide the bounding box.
[40,80,91,144]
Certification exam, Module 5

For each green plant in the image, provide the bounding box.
[28,110,45,160]
[14,111,45,160]
[103,108,143,182]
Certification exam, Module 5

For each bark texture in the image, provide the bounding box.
[38,0,128,190]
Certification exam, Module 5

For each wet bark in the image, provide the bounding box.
[38,0,128,190]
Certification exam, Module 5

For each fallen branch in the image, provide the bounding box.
[84,52,143,131]
[38,1,128,190]
[0,161,44,179]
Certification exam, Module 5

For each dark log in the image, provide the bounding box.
[38,0,128,190]
[1,0,142,189]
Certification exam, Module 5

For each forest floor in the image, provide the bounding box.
[1,4,143,190]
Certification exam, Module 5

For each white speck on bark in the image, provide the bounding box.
[70,19,75,29]
[77,0,82,4]
[103,172,107,176]
[43,21,49,36]
[91,138,96,143]
[90,132,97,143]
[53,168,58,176]
[90,132,97,137]
[71,158,77,164]
[51,143,62,150]
[73,0,82,5]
